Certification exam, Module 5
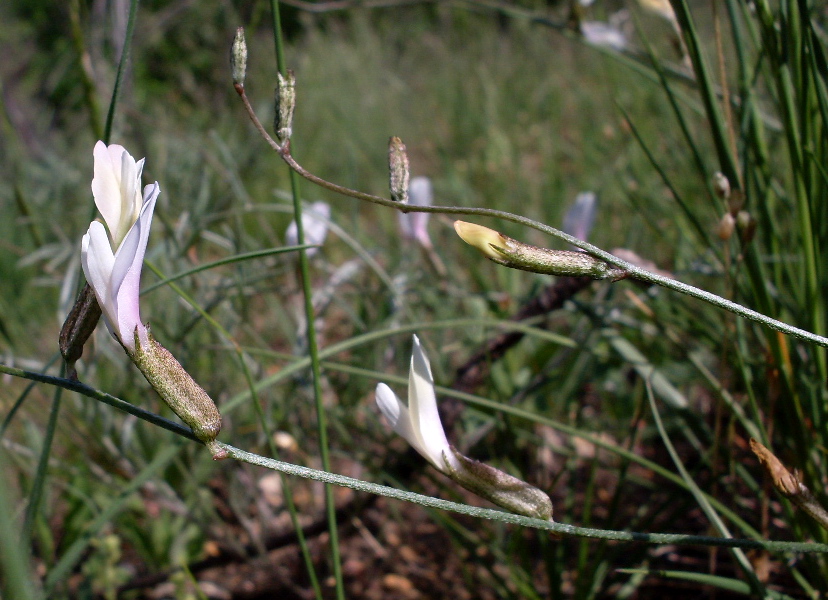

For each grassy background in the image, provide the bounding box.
[2,0,827,598]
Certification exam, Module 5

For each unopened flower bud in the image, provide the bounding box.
[454,221,626,280]
[717,212,735,241]
[750,439,828,529]
[713,172,730,200]
[230,28,247,87]
[388,136,410,203]
[737,210,756,244]
[273,70,296,142]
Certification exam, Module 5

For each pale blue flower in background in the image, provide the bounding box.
[398,176,434,249]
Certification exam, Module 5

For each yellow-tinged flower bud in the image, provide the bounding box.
[717,212,735,241]
[388,136,410,203]
[230,27,248,87]
[454,221,626,280]
[130,329,223,454]
[713,172,730,200]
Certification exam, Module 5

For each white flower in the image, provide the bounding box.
[398,176,433,248]
[91,141,146,248]
[82,182,159,352]
[581,21,627,51]
[375,335,461,472]
[375,335,554,520]
[285,201,331,257]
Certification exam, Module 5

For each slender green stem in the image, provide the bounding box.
[140,245,310,295]
[22,367,64,545]
[68,0,103,140]
[268,2,333,596]
[646,382,765,596]
[44,443,183,594]
[235,85,828,349]
[5,362,828,554]
[0,451,38,600]
[218,442,828,553]
[143,259,321,586]
[103,0,139,144]
[0,363,199,440]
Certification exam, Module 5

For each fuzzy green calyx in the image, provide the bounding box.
[454,221,625,281]
[129,329,222,452]
[443,447,553,521]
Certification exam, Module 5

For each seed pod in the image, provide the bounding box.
[388,136,410,204]
[274,70,296,142]
[230,27,247,87]
[59,283,103,379]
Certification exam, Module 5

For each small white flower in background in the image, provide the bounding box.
[398,176,434,249]
[285,201,330,256]
[637,0,676,22]
[91,141,147,248]
[82,182,159,352]
[580,21,627,51]
[376,336,554,520]
[562,191,597,244]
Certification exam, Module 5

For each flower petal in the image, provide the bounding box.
[408,335,452,469]
[110,182,159,350]
[115,151,145,244]
[81,221,117,332]
[376,383,420,450]
[91,142,144,247]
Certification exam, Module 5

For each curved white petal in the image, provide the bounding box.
[91,142,144,247]
[376,383,421,452]
[81,221,118,333]
[116,152,145,243]
[110,182,159,350]
[408,335,452,469]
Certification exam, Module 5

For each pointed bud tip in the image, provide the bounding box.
[453,221,507,260]
[750,439,801,497]
[231,28,248,86]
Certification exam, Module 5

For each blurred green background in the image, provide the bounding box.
[3,0,828,598]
